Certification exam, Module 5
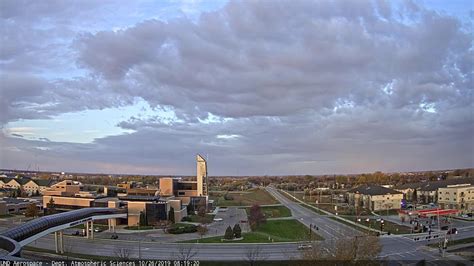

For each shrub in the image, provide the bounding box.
[224,226,234,240]
[233,224,242,238]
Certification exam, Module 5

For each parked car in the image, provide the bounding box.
[441,225,449,230]
[111,234,118,239]
[447,228,458,235]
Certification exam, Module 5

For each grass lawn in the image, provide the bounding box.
[328,216,376,235]
[428,237,474,248]
[244,205,292,218]
[123,225,155,230]
[210,188,278,206]
[374,209,400,216]
[181,219,323,243]
[184,214,215,224]
[339,216,412,234]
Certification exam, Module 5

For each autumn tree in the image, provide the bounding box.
[248,204,266,230]
[25,203,39,218]
[46,198,56,215]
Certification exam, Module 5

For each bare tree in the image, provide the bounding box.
[173,244,198,261]
[197,225,208,238]
[245,245,268,266]
[114,247,133,260]
[63,239,74,260]
[301,234,381,262]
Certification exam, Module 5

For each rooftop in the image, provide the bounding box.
[348,185,402,196]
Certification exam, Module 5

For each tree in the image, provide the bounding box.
[168,207,175,224]
[245,246,268,266]
[248,204,266,230]
[197,225,208,238]
[224,226,234,240]
[233,224,242,238]
[412,189,418,203]
[25,203,39,218]
[139,211,147,227]
[173,245,197,261]
[300,234,381,262]
[114,247,132,260]
[46,198,56,215]
[187,203,195,215]
[197,206,206,217]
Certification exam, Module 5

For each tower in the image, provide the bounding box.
[196,154,208,196]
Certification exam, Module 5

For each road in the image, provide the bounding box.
[26,234,298,260]
[265,187,471,264]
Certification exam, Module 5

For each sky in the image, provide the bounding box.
[0,0,473,176]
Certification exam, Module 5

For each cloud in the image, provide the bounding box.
[0,0,472,175]
[74,0,472,121]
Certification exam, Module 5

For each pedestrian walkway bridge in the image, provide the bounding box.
[0,207,127,258]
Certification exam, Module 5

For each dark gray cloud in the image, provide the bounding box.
[0,0,473,175]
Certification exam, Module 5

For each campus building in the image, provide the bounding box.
[41,154,210,226]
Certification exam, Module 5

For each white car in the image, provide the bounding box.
[213,218,223,222]
[297,244,313,250]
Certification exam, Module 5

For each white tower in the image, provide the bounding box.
[196,154,208,196]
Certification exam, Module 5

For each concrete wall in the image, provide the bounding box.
[127,201,146,226]
[159,178,174,196]
[42,195,94,209]
[174,206,187,222]
[370,194,403,211]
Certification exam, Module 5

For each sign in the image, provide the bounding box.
[69,217,92,227]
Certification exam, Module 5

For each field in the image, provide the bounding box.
[182,219,323,243]
[210,188,278,206]
[244,205,292,218]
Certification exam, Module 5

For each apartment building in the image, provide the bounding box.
[348,185,403,211]
[438,184,474,213]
